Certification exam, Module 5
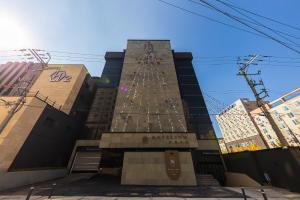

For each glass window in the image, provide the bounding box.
[179,76,198,84]
[283,106,289,111]
[292,119,300,125]
[176,68,194,75]
[287,112,295,118]
[277,117,283,121]
[272,110,279,115]
[280,124,286,128]
[263,128,268,133]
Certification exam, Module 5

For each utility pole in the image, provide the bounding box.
[0,49,50,134]
[237,54,289,147]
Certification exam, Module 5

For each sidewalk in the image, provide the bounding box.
[1,187,300,200]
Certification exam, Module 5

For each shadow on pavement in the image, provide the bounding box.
[0,173,244,198]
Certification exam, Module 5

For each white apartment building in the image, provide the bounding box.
[216,98,268,152]
[217,138,228,154]
[251,88,300,147]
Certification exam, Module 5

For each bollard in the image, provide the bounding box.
[260,189,268,200]
[241,187,247,200]
[26,186,34,200]
[48,183,57,199]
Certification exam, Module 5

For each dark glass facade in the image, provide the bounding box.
[173,52,215,139]
[85,52,124,139]
[99,52,124,88]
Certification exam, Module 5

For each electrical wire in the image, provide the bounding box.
[221,0,300,32]
[157,0,268,39]
[213,0,300,47]
[192,0,300,54]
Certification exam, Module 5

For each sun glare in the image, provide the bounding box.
[0,14,32,50]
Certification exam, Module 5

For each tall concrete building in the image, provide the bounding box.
[81,40,223,186]
[251,88,300,147]
[216,98,268,152]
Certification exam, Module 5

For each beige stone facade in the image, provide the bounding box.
[99,40,197,186]
[111,40,187,133]
[121,152,197,186]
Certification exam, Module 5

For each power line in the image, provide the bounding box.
[2,50,300,61]
[2,50,300,68]
[50,58,105,63]
[2,102,298,117]
[157,0,300,53]
[189,0,300,48]
[221,0,300,32]
[156,0,268,39]
[50,54,105,60]
[47,50,105,57]
[194,0,300,54]
[213,0,300,47]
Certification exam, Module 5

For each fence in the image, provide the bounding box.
[223,147,300,192]
[27,91,62,111]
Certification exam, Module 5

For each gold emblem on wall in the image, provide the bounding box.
[165,150,181,180]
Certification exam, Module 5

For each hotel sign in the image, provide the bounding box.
[99,133,199,148]
[50,70,72,82]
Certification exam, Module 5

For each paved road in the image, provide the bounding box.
[0,196,300,200]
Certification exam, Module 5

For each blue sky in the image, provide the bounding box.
[0,0,300,137]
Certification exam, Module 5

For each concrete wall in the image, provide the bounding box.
[121,151,196,186]
[30,64,87,114]
[8,104,82,170]
[225,172,261,187]
[0,169,67,192]
[224,147,300,192]
[0,97,46,172]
